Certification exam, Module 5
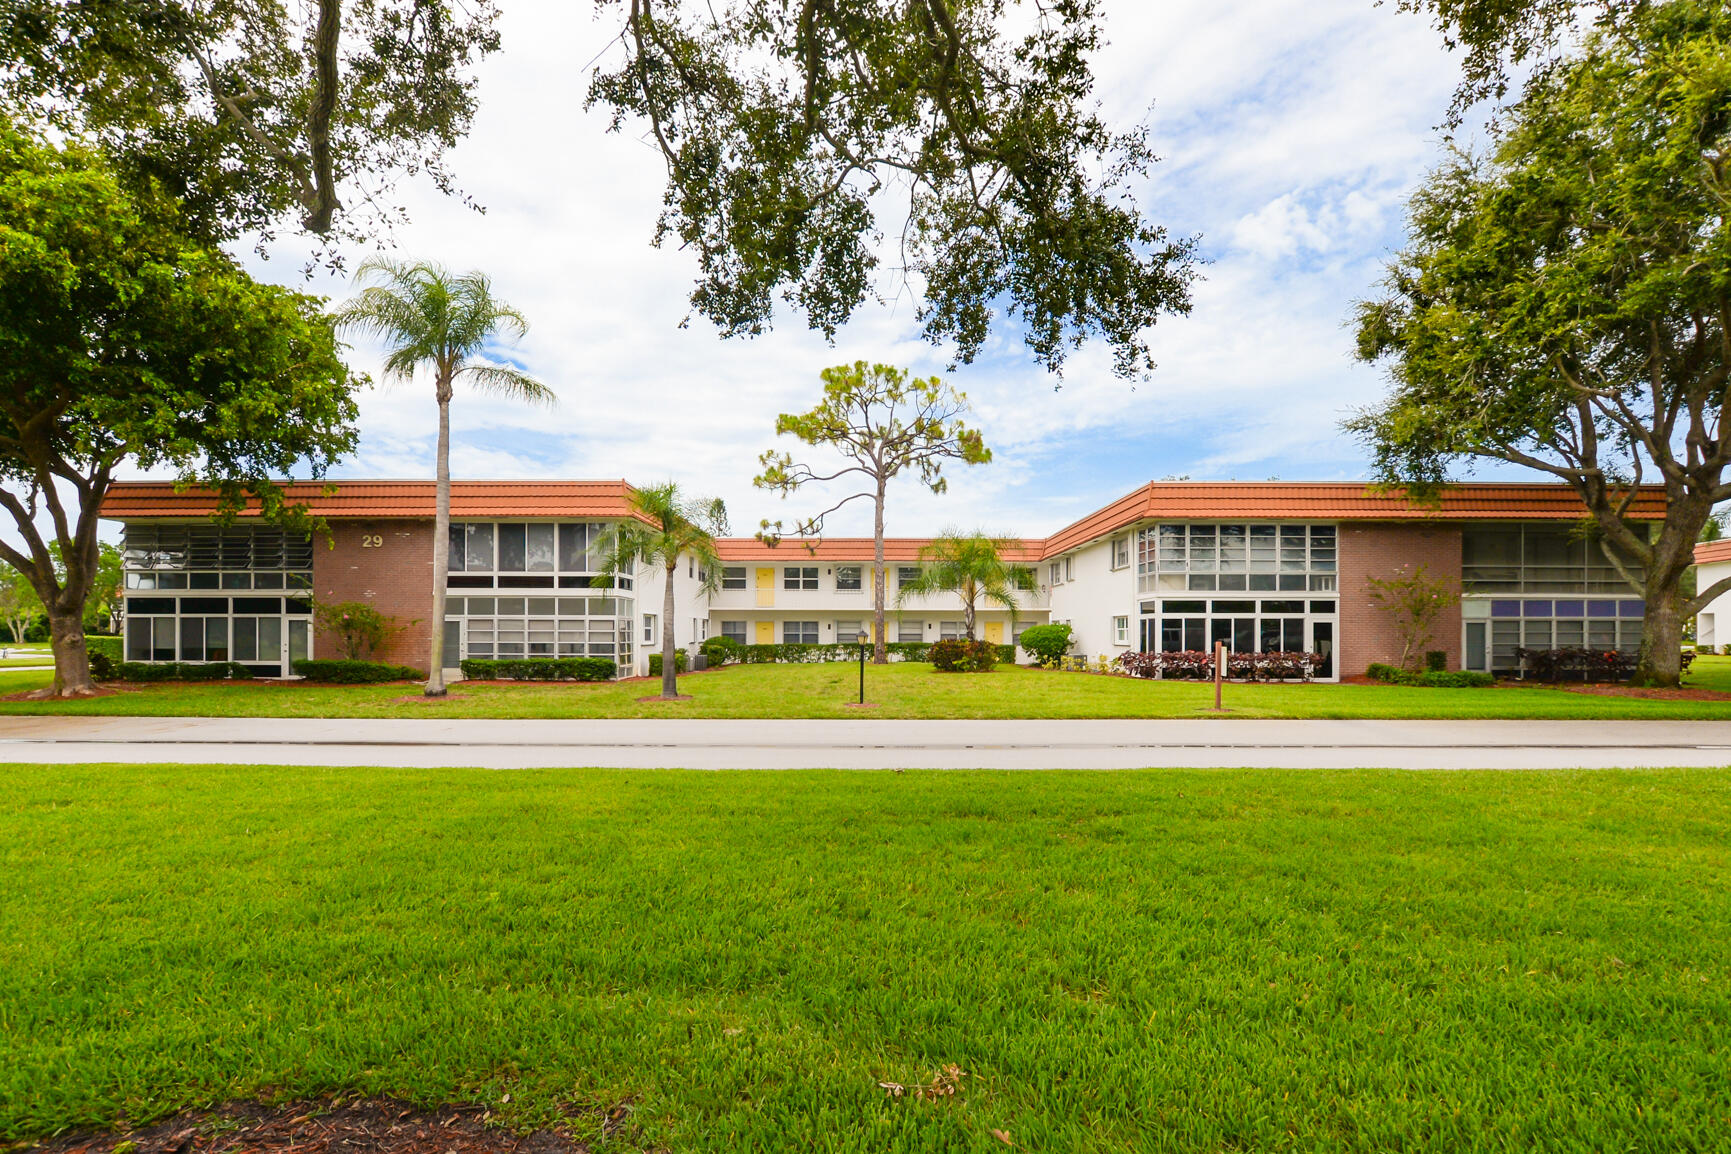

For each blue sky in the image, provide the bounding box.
[249,0,1498,540]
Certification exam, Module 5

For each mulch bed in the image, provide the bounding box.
[20,1097,622,1154]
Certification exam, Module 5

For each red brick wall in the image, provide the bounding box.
[312,518,435,665]
[1338,523,1464,674]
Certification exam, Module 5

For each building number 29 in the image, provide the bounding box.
[360,534,384,549]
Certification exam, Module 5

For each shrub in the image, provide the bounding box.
[929,638,999,672]
[460,657,616,681]
[700,635,742,666]
[1017,623,1073,665]
[1416,670,1494,688]
[1120,650,1321,681]
[647,649,689,676]
[311,600,407,661]
[104,661,253,681]
[1424,649,1448,672]
[1368,662,1493,688]
[293,659,425,683]
[85,635,121,661]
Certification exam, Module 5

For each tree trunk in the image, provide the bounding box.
[1628,497,1708,688]
[47,606,93,696]
[425,384,453,696]
[1634,577,1687,687]
[662,557,679,698]
[963,580,976,640]
[872,479,887,664]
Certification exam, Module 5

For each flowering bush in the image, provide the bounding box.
[929,638,998,672]
[1114,650,1325,682]
[1512,646,1693,682]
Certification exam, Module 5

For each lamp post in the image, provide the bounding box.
[857,629,869,704]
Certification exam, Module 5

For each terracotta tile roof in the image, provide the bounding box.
[1039,482,1668,560]
[714,536,1043,564]
[1694,539,1731,566]
[103,478,1665,566]
[100,480,639,520]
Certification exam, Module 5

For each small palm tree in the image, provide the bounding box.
[594,482,728,699]
[334,258,554,696]
[896,529,1037,640]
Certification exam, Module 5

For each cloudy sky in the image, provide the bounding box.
[254,0,1488,540]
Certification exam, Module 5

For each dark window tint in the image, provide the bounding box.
[559,523,587,571]
[498,523,527,571]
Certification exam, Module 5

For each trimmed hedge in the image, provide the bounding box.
[647,650,689,676]
[929,638,999,672]
[102,660,253,682]
[726,641,1014,664]
[85,635,121,661]
[700,635,743,666]
[1017,624,1073,665]
[1367,663,1494,688]
[460,657,616,682]
[1424,649,1447,672]
[293,659,425,683]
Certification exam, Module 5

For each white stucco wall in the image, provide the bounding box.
[1697,559,1731,648]
[1045,531,1140,657]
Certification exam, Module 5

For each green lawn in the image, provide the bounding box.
[3,657,1731,719]
[3,765,1727,1151]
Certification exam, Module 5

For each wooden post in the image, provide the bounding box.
[1213,639,1225,712]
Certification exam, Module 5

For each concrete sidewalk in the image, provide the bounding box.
[4,716,1731,769]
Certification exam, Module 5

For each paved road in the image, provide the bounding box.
[3,716,1731,769]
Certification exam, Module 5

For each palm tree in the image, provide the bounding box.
[334,258,554,696]
[896,529,1037,640]
[594,482,728,699]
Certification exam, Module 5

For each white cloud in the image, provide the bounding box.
[208,0,1474,540]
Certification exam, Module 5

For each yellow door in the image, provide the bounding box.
[755,620,775,644]
[756,567,775,607]
[984,621,1004,644]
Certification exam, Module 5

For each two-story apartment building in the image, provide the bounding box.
[100,478,1665,681]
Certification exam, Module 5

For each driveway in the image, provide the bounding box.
[3,716,1731,769]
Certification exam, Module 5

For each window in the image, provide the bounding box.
[836,565,862,591]
[897,566,921,586]
[1114,615,1129,645]
[1112,537,1130,569]
[1064,556,1074,581]
[939,621,965,640]
[783,620,820,644]
[1048,562,1062,585]
[1462,524,1640,593]
[897,619,924,642]
[836,619,865,642]
[784,566,818,590]
[721,620,747,643]
[643,613,657,643]
[722,567,747,590]
[1137,523,1338,594]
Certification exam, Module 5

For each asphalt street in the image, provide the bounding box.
[3,716,1731,769]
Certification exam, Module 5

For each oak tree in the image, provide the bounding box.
[0,0,504,252]
[0,127,360,694]
[1350,1,1731,685]
[587,0,1195,378]
[755,362,989,662]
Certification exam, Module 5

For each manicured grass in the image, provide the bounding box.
[3,764,1728,1151]
[3,658,1731,719]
